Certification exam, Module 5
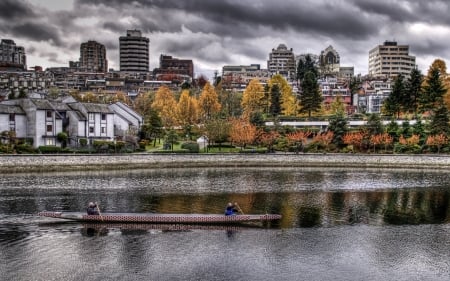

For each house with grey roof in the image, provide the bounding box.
[0,98,143,148]
[0,99,63,147]
[109,102,143,138]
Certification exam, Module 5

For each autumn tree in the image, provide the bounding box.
[177,90,199,137]
[258,130,280,152]
[133,92,154,116]
[426,134,448,153]
[229,118,257,149]
[198,82,221,122]
[82,92,99,103]
[112,92,132,106]
[204,118,231,151]
[268,74,297,116]
[343,131,366,152]
[241,79,265,118]
[286,130,311,153]
[151,85,178,128]
[298,71,322,118]
[310,131,334,151]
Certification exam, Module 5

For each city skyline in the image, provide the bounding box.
[2,0,450,79]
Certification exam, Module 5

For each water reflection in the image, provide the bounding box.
[2,167,450,280]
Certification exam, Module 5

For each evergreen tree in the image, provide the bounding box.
[429,104,450,135]
[296,54,318,81]
[328,110,348,147]
[404,68,423,114]
[299,71,322,118]
[386,118,400,142]
[419,67,447,113]
[269,84,281,117]
[383,75,404,118]
[366,113,384,135]
[411,115,426,139]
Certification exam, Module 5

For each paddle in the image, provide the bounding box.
[234,202,244,215]
[96,202,104,222]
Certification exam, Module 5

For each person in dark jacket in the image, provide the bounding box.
[224,202,238,216]
[87,202,99,215]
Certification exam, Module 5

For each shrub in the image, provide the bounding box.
[79,138,88,147]
[15,143,37,154]
[180,142,200,153]
[38,146,62,154]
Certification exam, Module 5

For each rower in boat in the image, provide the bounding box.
[224,202,238,216]
[86,202,99,215]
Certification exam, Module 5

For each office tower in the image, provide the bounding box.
[119,30,149,72]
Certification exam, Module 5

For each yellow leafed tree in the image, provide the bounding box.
[177,90,199,128]
[229,118,257,149]
[151,85,177,128]
[268,74,297,116]
[241,79,265,118]
[133,91,154,116]
[198,82,221,121]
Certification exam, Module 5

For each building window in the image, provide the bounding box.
[89,113,95,121]
[46,125,53,132]
[89,126,94,133]
[9,113,15,121]
[46,110,52,118]
[101,126,106,134]
[101,113,106,121]
[45,138,55,146]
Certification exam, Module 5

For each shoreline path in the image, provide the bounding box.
[2,153,450,173]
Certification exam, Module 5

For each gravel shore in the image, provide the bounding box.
[2,153,450,173]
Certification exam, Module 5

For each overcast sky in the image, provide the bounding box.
[2,0,450,80]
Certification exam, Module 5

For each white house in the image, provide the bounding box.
[108,102,143,138]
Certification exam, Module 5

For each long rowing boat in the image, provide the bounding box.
[38,211,282,224]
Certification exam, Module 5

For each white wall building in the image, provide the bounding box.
[368,41,416,78]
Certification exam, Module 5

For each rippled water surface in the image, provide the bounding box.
[1,167,450,281]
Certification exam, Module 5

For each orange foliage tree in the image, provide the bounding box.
[258,130,280,152]
[426,134,448,153]
[370,133,393,153]
[310,131,334,151]
[342,131,366,152]
[229,118,257,149]
[286,131,311,153]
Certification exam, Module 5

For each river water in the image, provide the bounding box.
[1,167,450,281]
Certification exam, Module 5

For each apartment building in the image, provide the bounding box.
[0,39,26,71]
[153,54,194,81]
[267,44,296,80]
[80,40,108,73]
[119,30,150,72]
[222,64,270,90]
[368,41,416,78]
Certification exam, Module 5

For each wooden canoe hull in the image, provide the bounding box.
[38,211,282,224]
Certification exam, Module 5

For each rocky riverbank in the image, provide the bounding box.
[2,153,450,173]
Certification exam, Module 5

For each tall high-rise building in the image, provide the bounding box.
[0,39,26,70]
[79,40,107,73]
[119,30,149,72]
[368,41,416,78]
[267,44,296,80]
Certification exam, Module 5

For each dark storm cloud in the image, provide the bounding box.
[75,0,378,39]
[0,0,36,20]
[11,22,63,46]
